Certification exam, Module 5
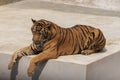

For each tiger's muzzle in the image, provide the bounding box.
[32,30,49,47]
[33,38,48,47]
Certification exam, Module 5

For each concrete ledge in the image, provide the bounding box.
[0,41,120,80]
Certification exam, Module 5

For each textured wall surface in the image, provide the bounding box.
[1,0,120,11]
[43,0,120,11]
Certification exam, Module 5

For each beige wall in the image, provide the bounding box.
[1,0,120,11]
[43,0,120,11]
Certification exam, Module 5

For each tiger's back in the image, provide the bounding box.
[57,24,106,55]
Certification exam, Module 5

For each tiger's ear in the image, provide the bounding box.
[31,18,36,23]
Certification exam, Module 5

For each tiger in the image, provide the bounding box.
[8,19,106,76]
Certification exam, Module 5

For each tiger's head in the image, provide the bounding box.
[31,19,56,46]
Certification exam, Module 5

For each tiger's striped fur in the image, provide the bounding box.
[8,19,106,76]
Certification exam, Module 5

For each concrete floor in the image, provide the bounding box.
[0,0,120,53]
[0,0,120,80]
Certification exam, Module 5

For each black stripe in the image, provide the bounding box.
[70,28,77,54]
[23,52,28,56]
[59,29,67,45]
[75,27,84,50]
[80,27,87,39]
[97,31,102,42]
[21,52,25,56]
[31,44,38,54]
[66,29,71,43]
[69,29,74,43]
[84,26,91,34]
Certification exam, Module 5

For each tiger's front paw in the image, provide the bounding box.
[8,62,14,70]
[27,63,36,77]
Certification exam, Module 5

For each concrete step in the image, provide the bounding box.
[0,0,120,80]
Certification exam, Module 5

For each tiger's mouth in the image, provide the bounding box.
[34,41,42,45]
[34,39,47,46]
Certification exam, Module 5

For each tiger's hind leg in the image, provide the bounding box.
[8,45,34,70]
[82,28,106,55]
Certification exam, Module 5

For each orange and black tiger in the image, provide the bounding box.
[8,19,106,76]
